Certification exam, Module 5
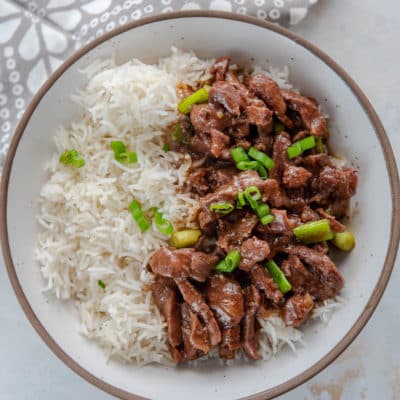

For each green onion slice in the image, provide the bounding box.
[315,136,324,153]
[152,208,174,236]
[293,218,333,244]
[110,141,137,164]
[210,202,234,214]
[255,203,270,219]
[171,123,182,142]
[287,136,316,159]
[59,149,85,168]
[260,214,275,225]
[236,160,259,171]
[256,162,268,179]
[129,200,150,232]
[162,143,170,152]
[331,230,355,252]
[178,87,209,114]
[170,229,201,248]
[237,191,246,209]
[244,186,261,209]
[265,259,292,294]
[248,147,275,171]
[216,250,241,273]
[231,147,250,163]
[97,279,106,289]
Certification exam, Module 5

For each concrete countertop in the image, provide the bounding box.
[1,0,399,398]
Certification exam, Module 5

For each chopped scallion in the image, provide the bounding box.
[170,229,201,248]
[178,87,209,114]
[255,203,270,219]
[293,218,333,244]
[97,280,106,289]
[260,214,275,225]
[248,147,275,171]
[236,160,259,171]
[265,259,292,294]
[110,141,137,164]
[129,200,150,232]
[315,136,324,153]
[162,143,170,152]
[216,250,241,273]
[210,202,234,214]
[171,123,182,142]
[331,230,355,251]
[152,207,174,236]
[287,136,316,159]
[231,147,250,163]
[244,186,261,209]
[237,191,246,209]
[59,149,85,168]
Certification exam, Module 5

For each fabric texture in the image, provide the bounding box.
[0,0,317,166]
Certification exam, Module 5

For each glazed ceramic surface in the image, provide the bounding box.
[2,12,399,400]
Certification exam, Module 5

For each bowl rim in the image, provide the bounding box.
[1,10,399,400]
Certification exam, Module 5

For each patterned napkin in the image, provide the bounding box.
[0,0,318,167]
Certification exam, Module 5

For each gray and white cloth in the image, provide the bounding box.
[0,0,318,167]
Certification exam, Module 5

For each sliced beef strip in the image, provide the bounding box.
[318,167,358,200]
[270,132,291,181]
[313,241,329,255]
[209,81,247,116]
[150,276,182,348]
[189,128,230,158]
[241,284,261,360]
[175,278,221,346]
[302,154,332,176]
[260,209,297,236]
[169,344,184,364]
[250,264,283,305]
[281,89,328,137]
[288,245,344,299]
[181,302,210,360]
[206,274,244,327]
[316,208,346,233]
[282,165,312,189]
[149,247,218,283]
[239,237,270,272]
[207,167,237,191]
[210,56,231,81]
[244,104,273,127]
[210,129,231,158]
[219,325,241,359]
[186,167,209,196]
[282,293,314,327]
[190,131,211,155]
[206,274,244,359]
[190,103,231,134]
[216,212,259,252]
[300,206,320,223]
[247,73,286,117]
[198,171,280,231]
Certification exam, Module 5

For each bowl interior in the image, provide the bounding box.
[4,15,394,400]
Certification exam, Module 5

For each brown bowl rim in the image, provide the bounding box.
[1,10,399,400]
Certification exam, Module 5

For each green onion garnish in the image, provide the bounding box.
[273,120,284,133]
[260,214,275,225]
[110,141,137,164]
[59,149,85,168]
[162,143,170,152]
[216,250,241,273]
[256,162,268,179]
[129,200,150,232]
[237,191,246,209]
[210,202,234,214]
[248,147,275,171]
[178,87,209,114]
[236,160,259,171]
[170,229,201,248]
[171,123,182,142]
[287,136,316,159]
[331,230,355,252]
[293,219,333,244]
[97,279,106,289]
[255,203,270,219]
[265,259,292,294]
[244,186,261,209]
[315,136,324,153]
[152,208,174,236]
[231,147,250,163]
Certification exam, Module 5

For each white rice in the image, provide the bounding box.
[36,48,340,365]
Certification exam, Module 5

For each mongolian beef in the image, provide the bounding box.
[147,55,359,363]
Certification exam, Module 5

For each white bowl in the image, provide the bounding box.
[1,11,399,400]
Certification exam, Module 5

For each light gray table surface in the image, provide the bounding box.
[1,0,399,399]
